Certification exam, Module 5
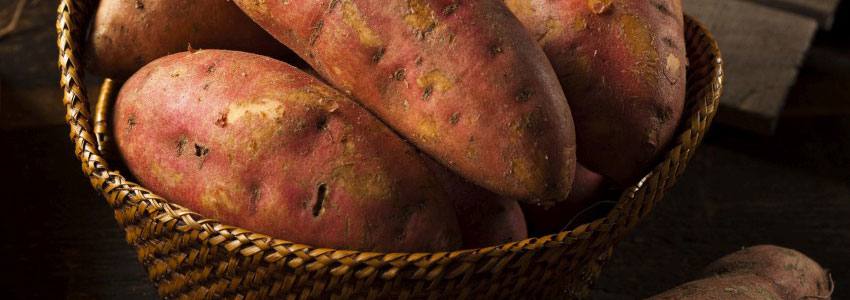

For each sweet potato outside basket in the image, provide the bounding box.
[56,0,723,298]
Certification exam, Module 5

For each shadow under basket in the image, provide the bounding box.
[56,1,723,298]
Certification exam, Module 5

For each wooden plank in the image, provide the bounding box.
[0,0,100,129]
[743,0,842,29]
[684,0,818,134]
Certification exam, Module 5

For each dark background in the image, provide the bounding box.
[1,1,848,299]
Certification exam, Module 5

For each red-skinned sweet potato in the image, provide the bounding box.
[506,0,686,185]
[86,0,300,79]
[234,0,577,204]
[423,157,527,248]
[113,50,462,252]
[650,245,832,299]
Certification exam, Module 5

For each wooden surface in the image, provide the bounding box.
[684,0,818,134]
[744,0,842,29]
[0,0,99,129]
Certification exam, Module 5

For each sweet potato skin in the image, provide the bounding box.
[234,0,577,203]
[424,157,527,248]
[701,245,832,300]
[506,0,686,185]
[649,245,832,300]
[86,0,299,79]
[522,163,608,235]
[113,50,462,252]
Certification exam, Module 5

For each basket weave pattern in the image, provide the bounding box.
[56,0,723,298]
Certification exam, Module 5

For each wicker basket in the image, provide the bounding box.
[56,0,723,298]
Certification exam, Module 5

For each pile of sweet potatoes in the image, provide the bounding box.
[90,0,688,251]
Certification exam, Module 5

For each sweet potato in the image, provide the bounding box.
[505,0,687,185]
[234,0,577,204]
[649,245,832,300]
[86,0,300,79]
[424,157,527,248]
[522,163,609,235]
[113,50,462,252]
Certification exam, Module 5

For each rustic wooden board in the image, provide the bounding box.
[684,0,818,134]
[0,0,100,129]
[743,0,842,29]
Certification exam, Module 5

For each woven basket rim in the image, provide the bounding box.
[58,1,723,258]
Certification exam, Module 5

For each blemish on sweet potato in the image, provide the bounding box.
[134,0,144,10]
[316,114,329,130]
[176,136,188,156]
[450,112,460,125]
[489,43,504,56]
[309,20,324,46]
[422,86,433,100]
[371,47,386,64]
[312,183,328,217]
[417,117,439,141]
[341,0,383,47]
[664,53,681,84]
[392,68,406,81]
[404,0,437,39]
[127,116,137,131]
[442,2,459,16]
[226,99,283,123]
[206,63,216,74]
[651,0,674,18]
[194,143,210,168]
[515,87,534,102]
[150,162,183,189]
[416,69,453,96]
[249,185,261,214]
[215,111,228,128]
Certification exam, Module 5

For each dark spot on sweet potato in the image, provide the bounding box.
[489,43,503,56]
[249,185,261,214]
[329,0,340,10]
[134,0,144,10]
[176,136,188,157]
[393,68,406,81]
[202,83,210,90]
[316,114,329,130]
[312,183,328,217]
[516,88,534,102]
[415,56,424,66]
[127,116,137,131]
[215,112,228,128]
[206,63,216,73]
[309,20,324,46]
[443,2,459,16]
[450,112,460,125]
[652,0,674,17]
[194,144,210,169]
[422,86,433,101]
[655,107,673,123]
[371,48,386,64]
